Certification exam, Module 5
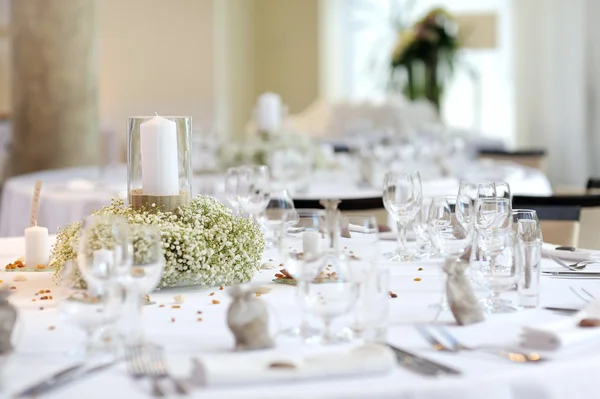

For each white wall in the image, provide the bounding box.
[98,0,215,146]
[0,0,215,148]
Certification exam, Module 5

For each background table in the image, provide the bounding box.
[0,162,552,237]
[2,236,599,398]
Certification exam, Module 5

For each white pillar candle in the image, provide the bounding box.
[255,92,282,133]
[140,115,179,196]
[302,231,320,259]
[24,225,49,266]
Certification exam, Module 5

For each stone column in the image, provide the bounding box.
[7,0,99,178]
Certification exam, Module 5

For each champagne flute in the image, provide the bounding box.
[382,171,422,261]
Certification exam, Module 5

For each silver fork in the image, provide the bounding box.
[569,286,596,303]
[126,346,165,397]
[149,345,189,395]
[415,325,546,363]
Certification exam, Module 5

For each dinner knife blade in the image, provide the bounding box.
[14,361,116,397]
[387,344,461,376]
[542,271,600,277]
[14,363,84,398]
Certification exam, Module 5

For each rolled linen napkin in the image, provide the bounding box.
[541,243,600,262]
[190,344,395,387]
[521,300,600,350]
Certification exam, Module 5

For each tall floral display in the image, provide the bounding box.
[390,8,459,113]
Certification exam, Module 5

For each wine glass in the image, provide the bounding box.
[474,197,511,233]
[262,189,297,247]
[58,261,123,359]
[382,171,422,261]
[302,253,359,344]
[121,225,165,346]
[225,167,241,215]
[77,215,132,283]
[494,182,512,203]
[278,209,334,341]
[474,230,520,313]
[237,165,271,224]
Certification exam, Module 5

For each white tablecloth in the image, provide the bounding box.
[0,164,552,237]
[2,237,600,398]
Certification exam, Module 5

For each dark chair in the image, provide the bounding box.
[586,178,600,193]
[513,194,600,247]
[478,148,547,171]
[293,197,388,226]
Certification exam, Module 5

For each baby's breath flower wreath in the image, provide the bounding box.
[50,197,265,288]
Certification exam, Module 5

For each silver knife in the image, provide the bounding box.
[542,271,600,277]
[14,360,117,397]
[387,344,461,376]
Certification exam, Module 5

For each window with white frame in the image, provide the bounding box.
[338,0,515,144]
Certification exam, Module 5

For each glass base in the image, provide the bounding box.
[481,297,517,313]
[277,325,321,343]
[385,251,417,262]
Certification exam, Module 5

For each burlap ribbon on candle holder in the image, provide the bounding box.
[129,190,191,213]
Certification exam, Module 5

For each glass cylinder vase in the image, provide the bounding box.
[127,116,192,212]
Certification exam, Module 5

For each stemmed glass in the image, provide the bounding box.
[225,167,241,215]
[382,171,422,261]
[262,189,297,247]
[474,230,520,313]
[237,165,271,224]
[121,225,165,346]
[278,209,333,341]
[58,261,124,359]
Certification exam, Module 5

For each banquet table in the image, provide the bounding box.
[3,236,600,399]
[0,162,552,237]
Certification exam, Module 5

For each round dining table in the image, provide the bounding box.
[0,162,552,237]
[1,236,599,399]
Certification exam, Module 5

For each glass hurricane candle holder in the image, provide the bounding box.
[127,115,192,212]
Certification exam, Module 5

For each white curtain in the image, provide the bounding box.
[513,0,600,187]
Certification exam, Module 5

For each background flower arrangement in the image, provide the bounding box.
[50,196,265,289]
[390,7,459,112]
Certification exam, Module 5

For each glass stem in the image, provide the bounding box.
[123,290,143,346]
[396,220,408,254]
[323,318,333,343]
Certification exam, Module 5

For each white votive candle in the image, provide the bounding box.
[140,115,179,196]
[24,225,49,266]
[255,92,282,132]
[302,231,320,259]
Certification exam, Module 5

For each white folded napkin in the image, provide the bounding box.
[541,243,600,262]
[521,300,600,350]
[191,344,395,387]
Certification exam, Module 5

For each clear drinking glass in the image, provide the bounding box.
[513,210,543,308]
[121,226,165,346]
[225,167,241,215]
[475,230,520,313]
[237,165,271,224]
[343,215,380,276]
[494,182,512,203]
[58,261,123,359]
[278,209,334,341]
[262,189,297,247]
[474,197,511,233]
[413,198,437,258]
[382,170,422,261]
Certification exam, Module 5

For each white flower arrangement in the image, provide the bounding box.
[50,196,265,289]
